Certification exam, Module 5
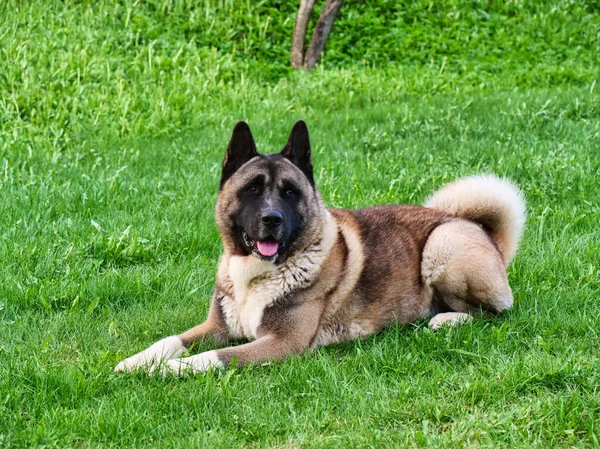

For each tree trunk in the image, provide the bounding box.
[304,0,344,70]
[291,0,317,69]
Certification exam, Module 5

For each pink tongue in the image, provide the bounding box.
[256,240,279,257]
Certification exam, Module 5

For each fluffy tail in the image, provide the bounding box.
[424,175,526,264]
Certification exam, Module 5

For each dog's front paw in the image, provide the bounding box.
[159,350,223,376]
[114,335,188,373]
[428,312,471,330]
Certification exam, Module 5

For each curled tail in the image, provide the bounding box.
[425,175,526,264]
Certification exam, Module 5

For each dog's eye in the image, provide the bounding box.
[285,189,296,197]
[247,185,258,194]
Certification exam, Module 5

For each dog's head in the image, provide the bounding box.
[215,120,325,264]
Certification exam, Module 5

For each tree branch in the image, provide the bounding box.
[291,0,316,69]
[304,0,344,70]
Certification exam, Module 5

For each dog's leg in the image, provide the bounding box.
[428,312,471,330]
[114,320,228,373]
[162,298,323,375]
[114,289,229,373]
[423,221,514,321]
[162,334,295,374]
[114,335,189,373]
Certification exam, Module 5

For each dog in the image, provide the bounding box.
[115,120,526,375]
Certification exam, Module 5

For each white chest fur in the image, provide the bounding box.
[222,255,277,339]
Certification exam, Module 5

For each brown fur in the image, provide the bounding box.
[114,121,525,375]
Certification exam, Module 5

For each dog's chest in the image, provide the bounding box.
[218,246,327,339]
[220,256,280,339]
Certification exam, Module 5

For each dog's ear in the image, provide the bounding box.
[221,121,258,189]
[281,120,314,187]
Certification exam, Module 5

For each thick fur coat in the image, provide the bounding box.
[115,121,526,375]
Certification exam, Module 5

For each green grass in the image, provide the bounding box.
[1,0,599,447]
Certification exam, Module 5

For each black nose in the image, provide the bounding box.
[261,210,283,228]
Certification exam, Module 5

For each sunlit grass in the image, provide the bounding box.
[1,1,599,447]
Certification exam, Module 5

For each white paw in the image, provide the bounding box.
[114,336,188,373]
[428,312,471,330]
[159,350,223,376]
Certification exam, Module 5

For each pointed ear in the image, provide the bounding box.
[221,121,258,189]
[281,120,314,187]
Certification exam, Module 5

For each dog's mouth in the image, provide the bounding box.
[243,231,286,260]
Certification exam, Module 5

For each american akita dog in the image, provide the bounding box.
[115,120,526,375]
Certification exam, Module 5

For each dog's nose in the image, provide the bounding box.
[261,210,283,228]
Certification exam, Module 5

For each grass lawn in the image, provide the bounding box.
[1,1,599,447]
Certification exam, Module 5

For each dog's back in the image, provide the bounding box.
[312,175,526,345]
